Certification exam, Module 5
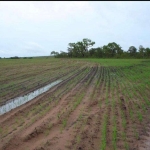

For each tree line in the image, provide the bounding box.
[51,38,150,58]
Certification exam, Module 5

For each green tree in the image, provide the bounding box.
[51,51,59,57]
[67,38,95,58]
[139,45,145,58]
[102,42,123,58]
[89,47,104,58]
[128,46,137,57]
[89,48,96,57]
[145,47,150,58]
[51,51,56,56]
[82,38,95,52]
[96,47,104,58]
[67,43,80,57]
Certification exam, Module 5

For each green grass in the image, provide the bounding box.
[72,58,149,66]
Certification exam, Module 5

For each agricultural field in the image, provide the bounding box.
[0,58,150,150]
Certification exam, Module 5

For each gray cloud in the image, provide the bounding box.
[24,42,43,51]
[0,1,150,57]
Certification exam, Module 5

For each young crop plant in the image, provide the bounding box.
[141,103,146,113]
[72,115,89,150]
[78,112,83,121]
[110,71,118,150]
[112,118,117,150]
[129,109,134,121]
[48,123,52,130]
[44,129,50,137]
[0,126,2,135]
[135,131,140,140]
[100,114,108,150]
[121,131,129,150]
[124,141,129,150]
[62,119,67,128]
[137,111,143,123]
[76,134,81,144]
[15,117,19,124]
[60,118,67,133]
[73,93,85,110]
[29,117,36,125]
[98,100,102,109]
[122,117,127,129]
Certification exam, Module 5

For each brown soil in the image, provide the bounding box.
[0,64,150,150]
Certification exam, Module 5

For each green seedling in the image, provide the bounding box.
[62,119,67,128]
[138,112,143,122]
[77,135,81,143]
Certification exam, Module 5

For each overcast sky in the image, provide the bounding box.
[0,1,150,57]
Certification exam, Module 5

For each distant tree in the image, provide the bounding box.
[138,45,145,58]
[10,56,19,59]
[96,47,104,58]
[67,45,73,58]
[128,46,137,57]
[102,42,123,58]
[145,47,150,58]
[82,38,95,52]
[53,38,150,59]
[56,51,67,58]
[121,51,129,58]
[76,41,84,57]
[67,38,95,58]
[51,51,59,57]
[68,43,79,57]
[51,51,56,56]
[89,47,104,58]
[89,48,96,57]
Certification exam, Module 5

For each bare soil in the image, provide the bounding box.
[0,63,150,150]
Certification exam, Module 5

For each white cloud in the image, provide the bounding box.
[0,1,150,57]
[25,42,43,49]
[20,42,45,54]
[0,1,94,24]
